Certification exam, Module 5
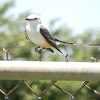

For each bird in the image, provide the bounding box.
[25,14,69,58]
[25,14,100,58]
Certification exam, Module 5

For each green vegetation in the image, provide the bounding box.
[0,1,100,100]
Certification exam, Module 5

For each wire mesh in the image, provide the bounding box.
[0,48,100,100]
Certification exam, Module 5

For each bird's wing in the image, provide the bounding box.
[25,28,29,40]
[40,25,58,48]
[40,25,63,54]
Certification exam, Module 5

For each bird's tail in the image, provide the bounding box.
[54,38,100,47]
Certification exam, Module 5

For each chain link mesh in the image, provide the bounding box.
[0,48,100,100]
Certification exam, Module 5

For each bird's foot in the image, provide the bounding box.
[35,47,43,61]
[38,49,43,54]
[38,49,43,61]
[35,46,40,52]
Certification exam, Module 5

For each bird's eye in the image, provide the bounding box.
[34,18,37,20]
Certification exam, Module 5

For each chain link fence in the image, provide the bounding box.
[0,48,100,100]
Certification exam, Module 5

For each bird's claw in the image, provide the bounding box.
[35,46,40,52]
[35,48,38,52]
[38,49,43,54]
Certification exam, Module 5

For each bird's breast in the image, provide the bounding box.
[27,27,52,48]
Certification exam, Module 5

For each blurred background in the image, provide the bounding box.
[0,0,100,100]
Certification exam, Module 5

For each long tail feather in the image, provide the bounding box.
[54,38,100,47]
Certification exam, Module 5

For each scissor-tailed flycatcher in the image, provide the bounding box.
[25,14,100,57]
[25,14,69,57]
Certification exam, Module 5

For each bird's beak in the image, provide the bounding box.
[25,18,29,20]
[25,18,33,21]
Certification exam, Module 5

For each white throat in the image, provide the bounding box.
[28,19,42,27]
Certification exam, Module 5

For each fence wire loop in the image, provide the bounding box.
[64,54,69,62]
[5,97,10,100]
[3,48,9,61]
[91,57,99,62]
[37,97,41,100]
[70,96,75,100]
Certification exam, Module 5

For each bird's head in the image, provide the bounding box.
[25,14,41,25]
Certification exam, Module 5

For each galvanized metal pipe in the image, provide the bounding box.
[0,61,100,81]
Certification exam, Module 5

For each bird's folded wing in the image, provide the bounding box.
[40,25,58,49]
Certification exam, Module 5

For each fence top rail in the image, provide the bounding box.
[0,61,100,81]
